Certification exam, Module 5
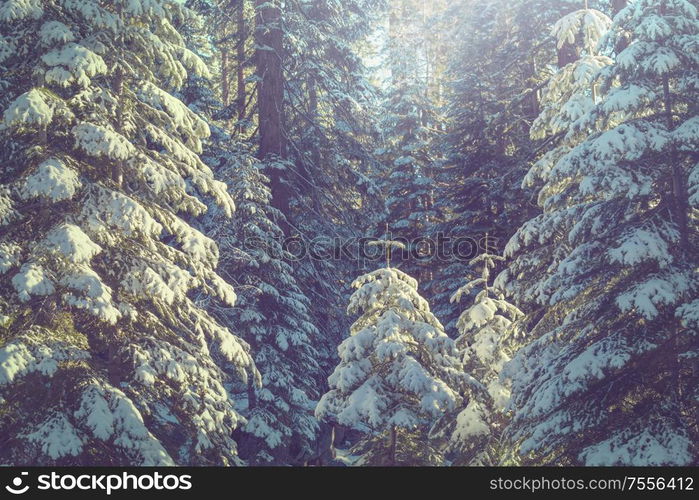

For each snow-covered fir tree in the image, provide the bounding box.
[454,247,515,406]
[279,0,386,383]
[201,152,322,465]
[316,241,471,465]
[176,9,324,465]
[527,4,613,191]
[444,242,523,465]
[428,0,592,333]
[0,0,257,465]
[499,0,699,465]
[379,0,447,283]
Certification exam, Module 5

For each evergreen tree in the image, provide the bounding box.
[316,241,469,466]
[0,0,257,465]
[280,0,386,380]
[203,153,321,465]
[444,243,523,465]
[429,0,614,333]
[527,4,613,191]
[426,0,558,331]
[378,0,449,283]
[178,7,323,465]
[454,246,523,410]
[1,0,695,469]
[500,0,699,465]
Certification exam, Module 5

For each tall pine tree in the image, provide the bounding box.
[500,0,699,465]
[0,0,257,465]
[316,241,470,465]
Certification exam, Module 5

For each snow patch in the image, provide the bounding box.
[74,382,175,466]
[0,242,21,274]
[0,0,43,23]
[12,263,55,301]
[44,224,101,264]
[61,267,121,324]
[3,89,54,128]
[39,21,76,45]
[23,158,82,202]
[581,426,693,466]
[452,401,490,440]
[41,42,107,87]
[73,123,135,161]
[25,412,83,460]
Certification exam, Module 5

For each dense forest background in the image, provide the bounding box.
[0,0,697,466]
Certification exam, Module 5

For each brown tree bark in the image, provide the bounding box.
[557,43,580,68]
[525,60,541,123]
[236,0,247,133]
[255,0,290,227]
[247,376,257,410]
[221,48,231,107]
[388,426,397,466]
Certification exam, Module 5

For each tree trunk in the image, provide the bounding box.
[557,42,580,68]
[221,48,230,107]
[247,376,257,410]
[388,426,397,466]
[307,75,323,213]
[612,0,627,15]
[308,75,319,169]
[236,0,246,133]
[112,66,125,188]
[524,61,540,124]
[388,0,408,86]
[38,125,47,145]
[663,73,689,412]
[255,0,290,228]
[663,75,689,252]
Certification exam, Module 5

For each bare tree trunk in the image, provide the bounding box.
[308,76,319,167]
[307,75,323,213]
[38,125,47,145]
[236,0,246,133]
[256,0,290,229]
[255,0,285,158]
[521,59,541,132]
[221,48,230,107]
[389,426,397,466]
[557,42,580,68]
